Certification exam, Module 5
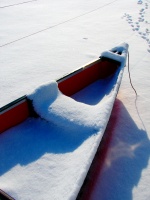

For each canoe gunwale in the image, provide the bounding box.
[0,189,15,200]
[0,95,27,113]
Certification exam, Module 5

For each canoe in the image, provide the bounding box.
[0,43,128,199]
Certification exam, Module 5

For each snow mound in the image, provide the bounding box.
[29,81,99,132]
[28,77,119,134]
[29,80,59,108]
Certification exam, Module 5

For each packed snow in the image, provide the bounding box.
[0,0,150,200]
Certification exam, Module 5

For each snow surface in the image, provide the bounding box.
[0,0,150,200]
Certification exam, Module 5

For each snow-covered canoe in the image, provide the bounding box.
[0,43,128,134]
[0,43,128,200]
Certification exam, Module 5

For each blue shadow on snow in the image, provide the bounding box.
[89,99,150,200]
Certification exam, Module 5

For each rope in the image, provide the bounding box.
[0,0,119,48]
[127,52,147,131]
[0,0,37,8]
[127,52,138,96]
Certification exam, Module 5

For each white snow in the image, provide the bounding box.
[0,0,150,200]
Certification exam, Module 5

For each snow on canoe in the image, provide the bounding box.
[0,43,128,200]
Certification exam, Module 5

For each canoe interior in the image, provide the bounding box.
[58,59,119,96]
[0,58,120,133]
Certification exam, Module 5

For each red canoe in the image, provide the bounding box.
[0,43,128,199]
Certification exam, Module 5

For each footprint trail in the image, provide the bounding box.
[122,0,150,53]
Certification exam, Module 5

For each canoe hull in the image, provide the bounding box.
[0,43,128,199]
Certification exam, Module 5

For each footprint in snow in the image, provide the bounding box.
[137,0,143,4]
[140,8,144,12]
[145,21,150,24]
[145,3,148,9]
[139,19,144,22]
